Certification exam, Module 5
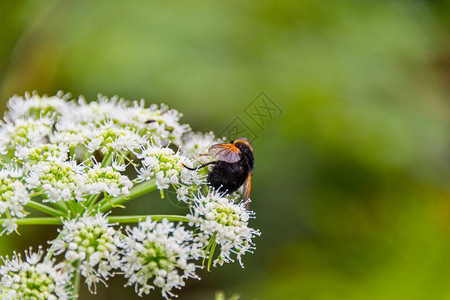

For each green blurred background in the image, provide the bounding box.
[1,1,449,299]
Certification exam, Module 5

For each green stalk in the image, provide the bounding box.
[26,201,65,217]
[99,179,157,212]
[71,199,86,217]
[0,214,189,226]
[85,193,102,210]
[108,215,190,223]
[65,200,79,217]
[0,217,62,225]
[71,261,81,299]
[70,146,76,160]
[203,232,217,271]
[45,232,64,261]
[50,201,69,214]
[101,150,114,168]
[208,239,217,271]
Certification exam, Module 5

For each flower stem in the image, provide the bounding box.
[101,150,114,168]
[85,193,102,210]
[50,201,69,214]
[204,232,217,271]
[0,217,62,225]
[0,215,189,226]
[71,260,81,299]
[208,239,217,271]
[108,215,190,223]
[26,201,65,217]
[99,179,157,212]
[45,232,63,261]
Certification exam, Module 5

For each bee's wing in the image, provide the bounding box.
[243,172,252,210]
[208,143,241,163]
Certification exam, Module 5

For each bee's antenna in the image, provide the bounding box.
[182,161,217,171]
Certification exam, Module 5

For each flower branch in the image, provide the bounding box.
[0,92,259,299]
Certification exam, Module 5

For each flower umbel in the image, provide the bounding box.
[0,169,29,219]
[0,248,72,300]
[0,92,259,299]
[120,218,200,299]
[187,190,261,267]
[51,213,120,293]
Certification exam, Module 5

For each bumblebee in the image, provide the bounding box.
[184,138,254,209]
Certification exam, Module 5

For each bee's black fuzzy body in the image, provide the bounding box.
[207,161,246,193]
[207,140,254,194]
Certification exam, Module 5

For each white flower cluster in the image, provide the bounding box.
[51,213,120,293]
[0,168,29,221]
[4,92,190,147]
[0,248,72,300]
[120,218,201,298]
[26,159,84,203]
[81,163,133,198]
[85,122,147,154]
[0,116,54,152]
[136,145,205,193]
[188,190,261,267]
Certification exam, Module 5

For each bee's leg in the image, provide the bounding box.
[182,161,217,171]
